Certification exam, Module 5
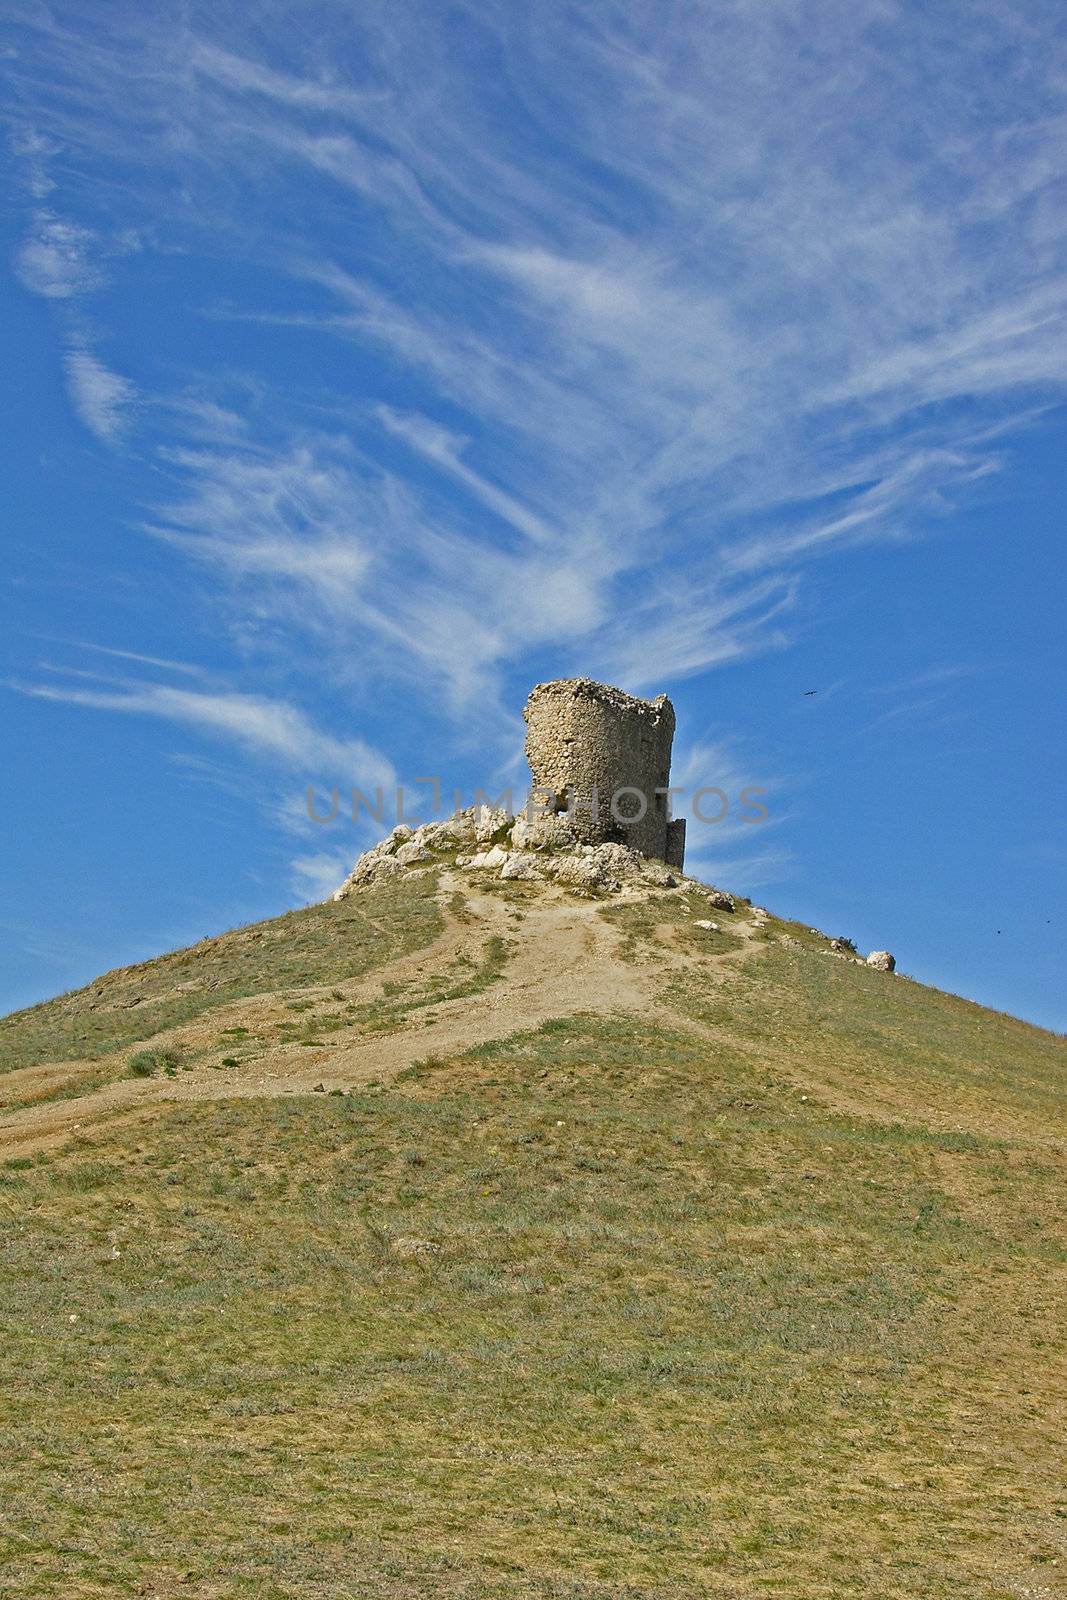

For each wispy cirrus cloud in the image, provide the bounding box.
[287,848,360,903]
[14,212,102,299]
[56,641,211,677]
[859,660,980,735]
[147,442,378,611]
[11,676,394,784]
[10,128,59,200]
[63,344,136,442]
[187,38,381,118]
[6,0,1067,758]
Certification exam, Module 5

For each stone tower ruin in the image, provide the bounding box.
[523,677,685,869]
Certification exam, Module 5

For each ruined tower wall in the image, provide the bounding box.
[523,678,684,866]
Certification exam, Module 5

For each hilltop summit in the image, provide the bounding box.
[0,692,1063,1600]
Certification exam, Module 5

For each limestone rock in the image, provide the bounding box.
[379,825,414,855]
[420,817,473,850]
[642,864,678,888]
[500,854,542,881]
[543,854,615,892]
[474,806,511,843]
[333,847,404,897]
[540,839,664,894]
[866,950,896,973]
[510,813,577,852]
[589,841,640,875]
[334,793,686,906]
[468,844,510,871]
[707,890,736,912]
[694,920,721,932]
[395,840,431,867]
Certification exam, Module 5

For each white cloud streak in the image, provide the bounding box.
[63,345,136,441]
[12,678,395,785]
[14,212,101,299]
[56,642,210,676]
[6,0,1067,738]
[287,848,358,903]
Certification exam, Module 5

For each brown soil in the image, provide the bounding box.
[0,872,761,1159]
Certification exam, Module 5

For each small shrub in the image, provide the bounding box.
[220,1056,240,1067]
[835,936,858,954]
[128,1046,183,1077]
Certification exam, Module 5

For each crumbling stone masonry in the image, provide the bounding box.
[523,677,686,869]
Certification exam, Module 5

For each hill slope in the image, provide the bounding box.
[0,848,1064,1599]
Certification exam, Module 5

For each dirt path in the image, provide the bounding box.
[2,873,748,1158]
[200,873,657,1093]
[12,866,1023,1162]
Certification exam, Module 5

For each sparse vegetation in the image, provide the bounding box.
[600,890,745,961]
[126,1046,183,1077]
[0,867,1062,1598]
[0,1004,1063,1598]
[0,871,444,1071]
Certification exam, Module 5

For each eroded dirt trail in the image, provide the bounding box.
[7,863,998,1161]
[0,874,758,1158]
[220,873,656,1092]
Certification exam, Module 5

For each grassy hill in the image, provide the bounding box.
[0,858,1064,1599]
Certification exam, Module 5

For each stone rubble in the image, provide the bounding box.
[333,806,684,900]
[706,890,736,912]
[328,804,901,969]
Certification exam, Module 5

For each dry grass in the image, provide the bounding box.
[0,874,1063,1598]
[0,872,444,1072]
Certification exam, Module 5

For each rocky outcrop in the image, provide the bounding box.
[328,803,903,972]
[333,806,682,900]
[333,816,477,895]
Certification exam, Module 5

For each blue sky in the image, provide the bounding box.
[2,1,1065,1032]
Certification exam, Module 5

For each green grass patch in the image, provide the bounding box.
[670,940,1067,1134]
[0,872,444,1071]
[127,1046,183,1078]
[0,1010,1062,1597]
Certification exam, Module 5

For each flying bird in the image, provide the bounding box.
[803,689,818,697]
